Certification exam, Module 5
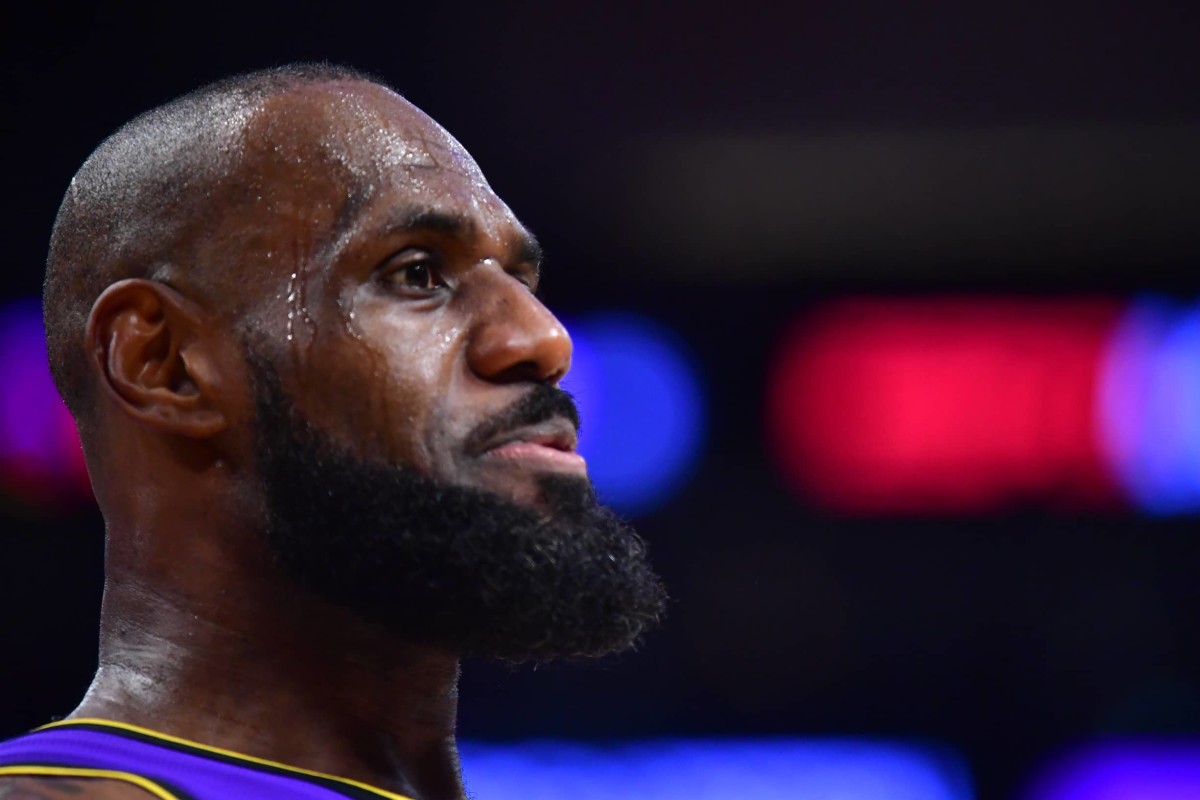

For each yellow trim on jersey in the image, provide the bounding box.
[0,765,182,800]
[36,719,416,800]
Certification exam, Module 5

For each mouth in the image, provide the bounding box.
[476,417,587,475]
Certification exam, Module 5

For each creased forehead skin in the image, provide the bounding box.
[259,81,487,184]
[41,65,446,438]
[229,80,494,275]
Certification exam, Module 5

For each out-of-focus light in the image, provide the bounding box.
[1099,298,1200,515]
[460,738,973,800]
[1023,741,1200,800]
[561,312,704,516]
[0,299,90,507]
[767,298,1125,514]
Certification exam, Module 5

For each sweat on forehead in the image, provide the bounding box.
[250,81,485,183]
[42,64,451,435]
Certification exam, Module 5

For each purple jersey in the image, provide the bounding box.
[0,719,415,800]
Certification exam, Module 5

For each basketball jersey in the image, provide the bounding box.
[0,718,416,800]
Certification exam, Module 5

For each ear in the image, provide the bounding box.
[86,278,230,438]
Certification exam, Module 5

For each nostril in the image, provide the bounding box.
[490,359,547,385]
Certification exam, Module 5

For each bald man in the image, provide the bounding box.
[0,64,665,800]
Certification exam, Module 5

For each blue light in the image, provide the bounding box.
[1098,298,1200,514]
[561,313,704,516]
[459,738,973,800]
[1024,741,1200,800]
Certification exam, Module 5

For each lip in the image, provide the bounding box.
[475,418,586,474]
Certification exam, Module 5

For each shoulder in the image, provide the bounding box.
[0,776,160,799]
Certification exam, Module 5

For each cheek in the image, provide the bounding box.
[322,298,471,473]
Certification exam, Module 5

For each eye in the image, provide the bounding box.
[380,251,447,294]
[511,267,540,294]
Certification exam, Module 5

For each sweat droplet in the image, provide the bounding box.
[285,271,299,346]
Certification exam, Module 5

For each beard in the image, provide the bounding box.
[246,355,667,663]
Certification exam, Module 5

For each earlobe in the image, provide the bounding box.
[88,279,228,438]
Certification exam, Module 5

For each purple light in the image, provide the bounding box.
[0,300,57,459]
[1024,741,1200,800]
[1098,297,1200,514]
[0,298,90,506]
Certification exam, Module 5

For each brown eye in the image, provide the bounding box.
[382,254,446,294]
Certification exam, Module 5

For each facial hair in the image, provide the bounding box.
[247,356,667,662]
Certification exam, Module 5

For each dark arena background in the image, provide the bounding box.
[3,3,1200,798]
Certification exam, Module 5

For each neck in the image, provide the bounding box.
[72,566,465,800]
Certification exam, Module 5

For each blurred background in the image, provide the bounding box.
[3,2,1200,798]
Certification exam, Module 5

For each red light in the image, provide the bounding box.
[767,298,1126,514]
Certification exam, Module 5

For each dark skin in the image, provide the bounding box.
[0,778,135,799]
[0,81,577,799]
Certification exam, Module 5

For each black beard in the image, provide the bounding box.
[247,356,666,662]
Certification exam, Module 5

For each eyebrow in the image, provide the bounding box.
[381,205,544,275]
[388,206,472,236]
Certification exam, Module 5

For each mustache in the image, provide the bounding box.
[463,384,582,455]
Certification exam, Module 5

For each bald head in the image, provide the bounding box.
[44,63,411,433]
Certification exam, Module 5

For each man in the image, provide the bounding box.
[0,64,666,799]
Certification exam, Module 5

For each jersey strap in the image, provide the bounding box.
[0,718,416,800]
[0,764,187,800]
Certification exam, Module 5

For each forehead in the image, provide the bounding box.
[242,80,516,242]
[258,81,484,177]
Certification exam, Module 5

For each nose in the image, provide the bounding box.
[466,273,573,385]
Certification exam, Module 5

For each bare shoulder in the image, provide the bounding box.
[0,776,159,799]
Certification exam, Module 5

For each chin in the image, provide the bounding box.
[462,466,584,512]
